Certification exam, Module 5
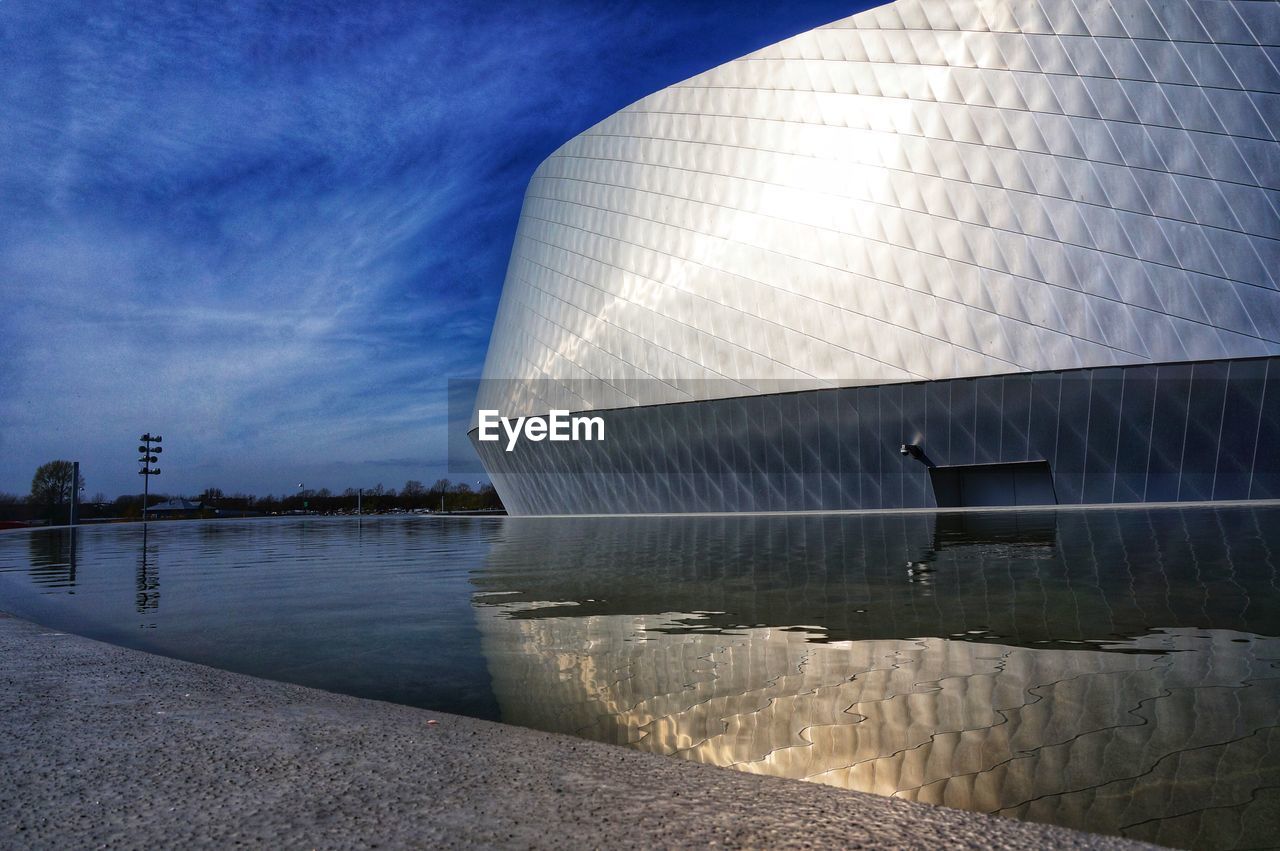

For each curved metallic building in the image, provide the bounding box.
[475,0,1280,515]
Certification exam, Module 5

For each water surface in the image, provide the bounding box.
[1,507,1277,850]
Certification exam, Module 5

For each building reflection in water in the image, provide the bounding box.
[473,508,1280,850]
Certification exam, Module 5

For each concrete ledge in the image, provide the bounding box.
[0,612,1156,849]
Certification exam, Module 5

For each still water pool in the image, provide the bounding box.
[1,507,1277,849]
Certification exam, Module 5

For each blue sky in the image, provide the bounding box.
[0,0,869,499]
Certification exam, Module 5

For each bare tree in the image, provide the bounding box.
[30,460,83,520]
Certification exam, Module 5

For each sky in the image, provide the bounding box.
[0,0,871,500]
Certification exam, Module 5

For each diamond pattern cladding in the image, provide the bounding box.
[477,0,1280,423]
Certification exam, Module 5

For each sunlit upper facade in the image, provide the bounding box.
[475,0,1280,515]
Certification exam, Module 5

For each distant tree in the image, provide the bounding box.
[449,482,473,495]
[398,480,427,509]
[91,492,107,505]
[201,487,224,502]
[0,491,26,522]
[117,495,141,520]
[479,483,503,511]
[430,479,451,493]
[317,487,332,498]
[30,460,83,520]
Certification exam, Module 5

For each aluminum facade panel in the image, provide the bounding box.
[478,0,1280,424]
[475,0,1280,513]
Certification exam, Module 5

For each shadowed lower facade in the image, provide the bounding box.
[473,0,1280,515]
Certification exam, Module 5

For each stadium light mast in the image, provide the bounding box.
[138,434,162,521]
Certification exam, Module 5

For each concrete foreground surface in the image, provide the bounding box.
[0,612,1158,849]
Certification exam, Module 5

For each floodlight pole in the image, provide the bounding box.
[138,433,163,521]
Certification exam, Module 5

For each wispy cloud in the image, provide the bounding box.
[0,0,868,497]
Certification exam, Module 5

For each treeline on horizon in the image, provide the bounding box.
[0,478,503,523]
